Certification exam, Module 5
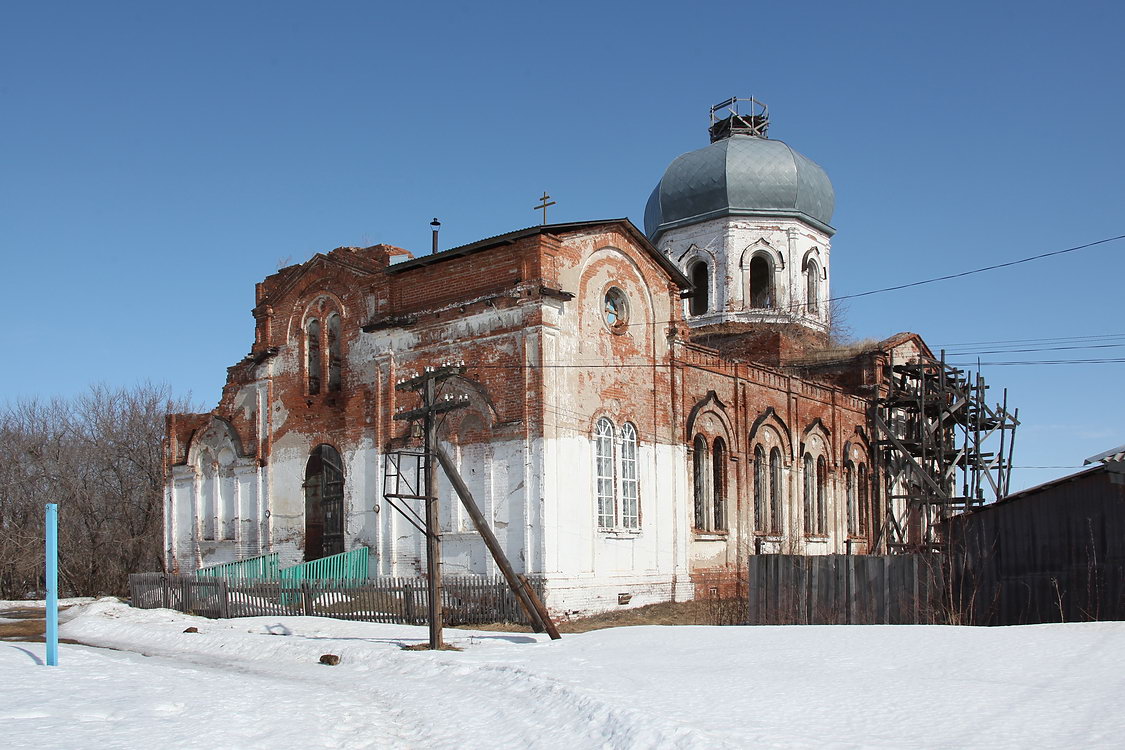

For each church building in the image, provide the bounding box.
[165,100,931,616]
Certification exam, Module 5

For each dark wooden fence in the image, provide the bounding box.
[129,573,545,626]
[747,554,946,625]
[945,467,1125,625]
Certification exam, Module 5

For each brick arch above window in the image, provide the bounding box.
[686,390,733,444]
[749,407,792,461]
[800,418,832,463]
[285,289,349,343]
[185,415,247,467]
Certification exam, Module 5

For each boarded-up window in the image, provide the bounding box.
[803,454,815,534]
[769,448,783,534]
[845,462,857,536]
[306,319,321,395]
[816,456,827,534]
[858,463,869,534]
[754,445,766,531]
[712,437,727,531]
[693,435,708,529]
[327,313,342,392]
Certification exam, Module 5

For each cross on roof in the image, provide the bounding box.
[533,191,556,225]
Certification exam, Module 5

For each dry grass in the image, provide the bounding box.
[785,338,881,366]
[400,642,463,651]
[452,599,745,635]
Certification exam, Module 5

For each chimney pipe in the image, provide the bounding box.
[430,218,441,254]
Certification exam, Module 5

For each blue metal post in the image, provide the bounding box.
[45,503,58,666]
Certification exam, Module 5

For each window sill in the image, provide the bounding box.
[804,534,830,542]
[693,531,728,541]
[598,528,641,538]
[754,533,784,542]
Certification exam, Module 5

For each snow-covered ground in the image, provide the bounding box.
[3,598,1122,749]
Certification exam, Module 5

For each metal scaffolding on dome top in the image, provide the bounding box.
[870,352,1019,553]
[709,96,770,142]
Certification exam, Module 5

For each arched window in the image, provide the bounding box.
[806,260,820,314]
[306,319,321,395]
[803,453,815,534]
[327,313,342,392]
[749,255,774,309]
[689,261,709,316]
[594,419,640,530]
[595,418,616,528]
[712,437,727,531]
[304,444,344,561]
[816,455,827,534]
[753,445,766,531]
[769,447,783,534]
[620,423,639,529]
[845,461,857,536]
[858,463,869,535]
[692,434,708,529]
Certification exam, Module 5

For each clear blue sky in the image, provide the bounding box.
[2,1,1122,492]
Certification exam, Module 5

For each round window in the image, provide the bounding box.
[604,287,628,330]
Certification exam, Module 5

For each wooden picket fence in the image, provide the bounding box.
[128,572,545,626]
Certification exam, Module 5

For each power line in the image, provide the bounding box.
[609,232,1125,326]
[945,343,1125,356]
[832,233,1125,302]
[933,332,1125,348]
[947,358,1125,366]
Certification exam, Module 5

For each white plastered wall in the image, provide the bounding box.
[537,236,690,616]
[167,415,262,572]
[656,216,832,331]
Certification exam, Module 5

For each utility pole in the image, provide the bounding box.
[386,361,560,642]
[394,363,468,650]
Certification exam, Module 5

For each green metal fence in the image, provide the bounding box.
[278,548,370,584]
[195,552,280,581]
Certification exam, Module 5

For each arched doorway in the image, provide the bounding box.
[304,444,344,560]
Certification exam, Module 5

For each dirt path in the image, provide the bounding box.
[0,608,80,643]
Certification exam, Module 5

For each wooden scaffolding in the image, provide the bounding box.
[871,353,1019,552]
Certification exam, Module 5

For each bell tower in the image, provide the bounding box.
[645,98,836,362]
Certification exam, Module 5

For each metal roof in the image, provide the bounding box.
[645,135,835,241]
[386,218,692,289]
[1085,444,1125,464]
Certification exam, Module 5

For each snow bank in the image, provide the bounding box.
[0,600,1119,749]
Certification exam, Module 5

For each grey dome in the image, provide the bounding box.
[644,135,835,240]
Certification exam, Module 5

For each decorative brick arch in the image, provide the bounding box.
[801,417,832,459]
[686,391,733,445]
[749,407,792,462]
[186,416,247,466]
